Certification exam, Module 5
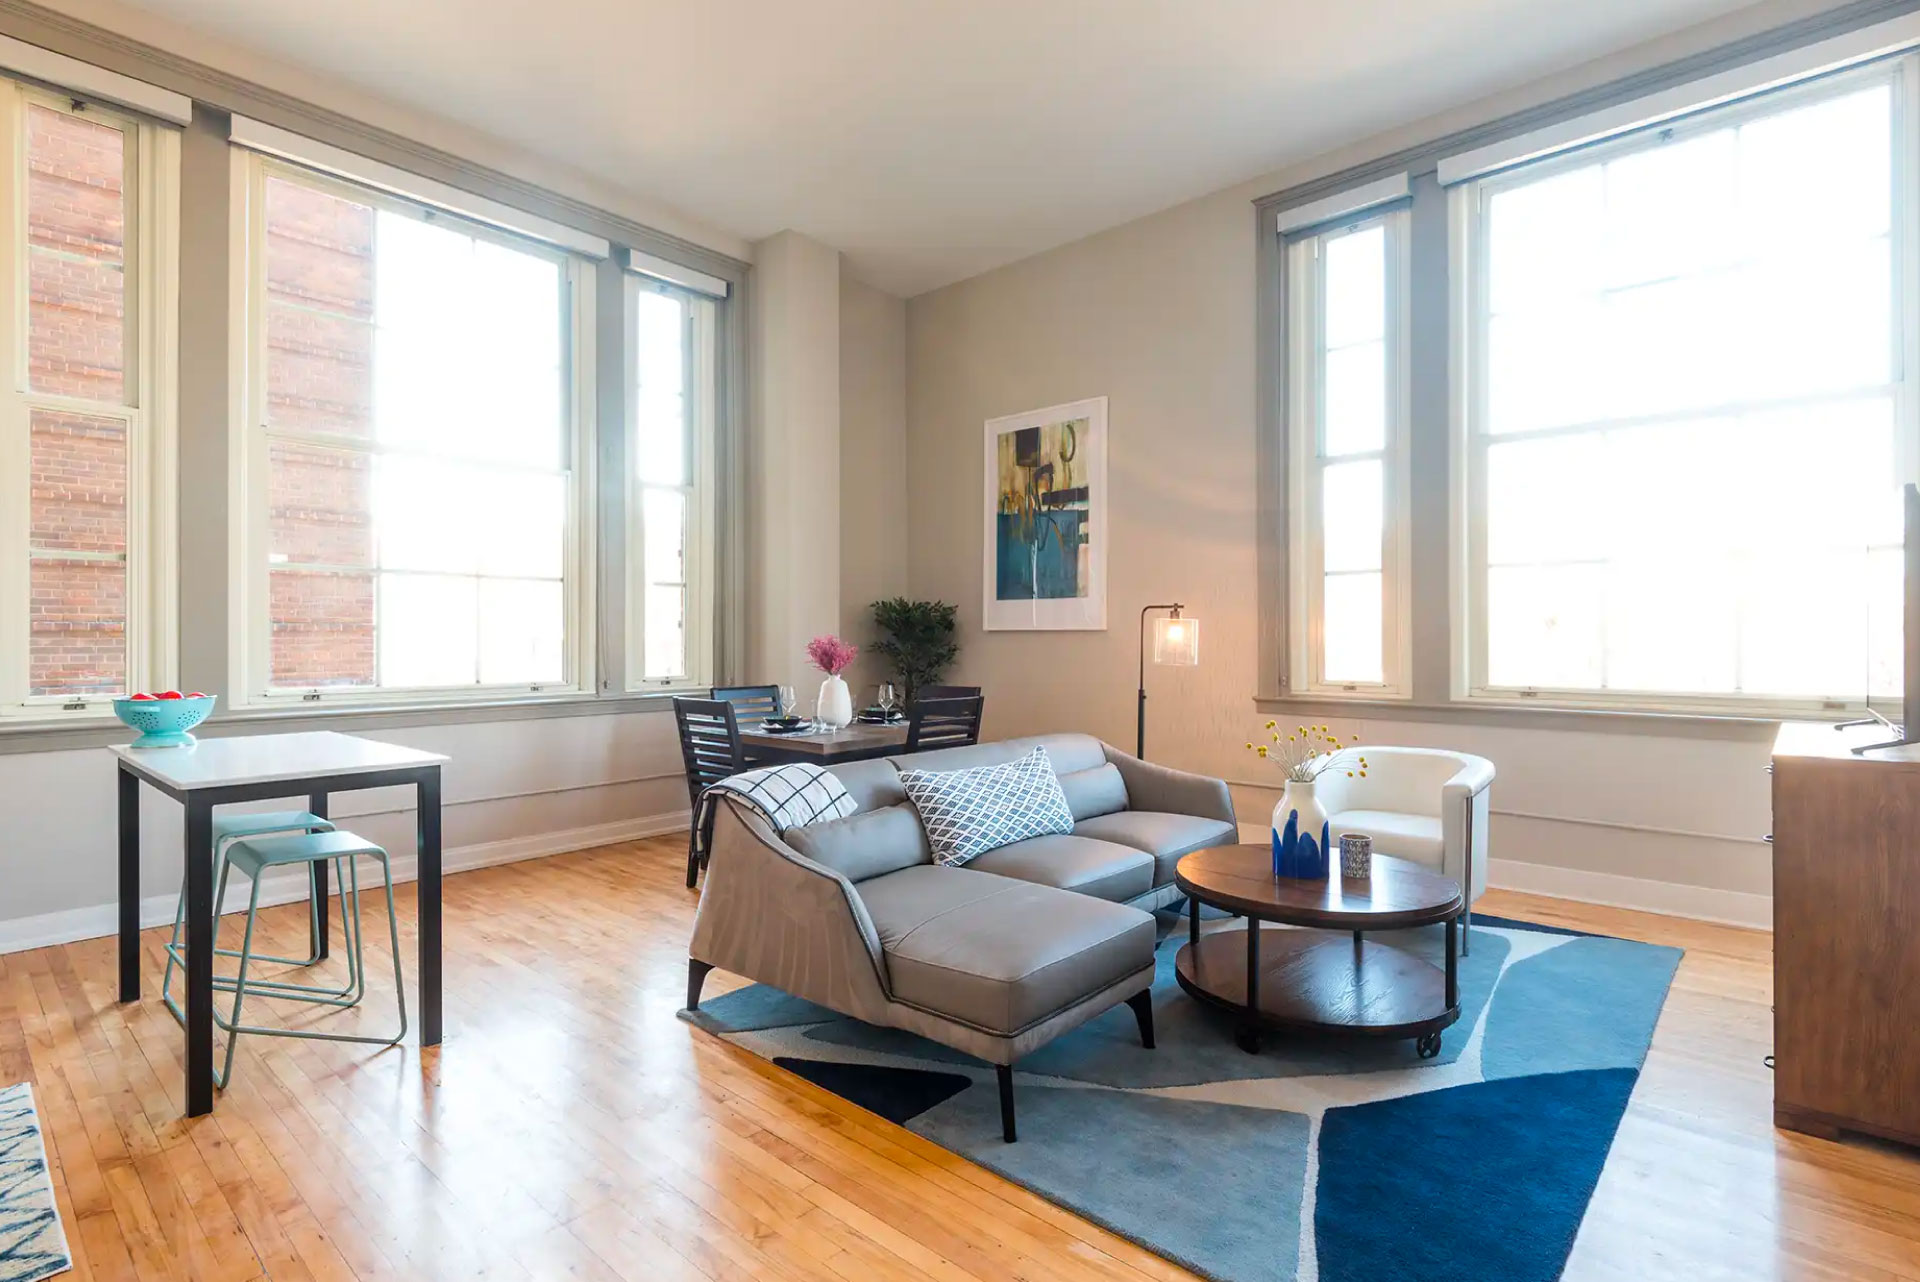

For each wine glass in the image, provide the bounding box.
[877,684,897,720]
[778,685,797,721]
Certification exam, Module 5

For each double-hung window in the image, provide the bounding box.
[234,156,596,704]
[0,83,176,720]
[1456,58,1916,713]
[627,275,716,689]
[1285,204,1412,695]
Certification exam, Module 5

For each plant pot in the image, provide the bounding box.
[816,674,854,728]
[1271,778,1331,879]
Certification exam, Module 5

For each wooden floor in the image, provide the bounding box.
[3,837,1917,1282]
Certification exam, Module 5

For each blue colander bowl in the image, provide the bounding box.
[112,695,215,748]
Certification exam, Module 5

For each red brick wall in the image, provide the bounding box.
[262,177,378,688]
[26,104,128,696]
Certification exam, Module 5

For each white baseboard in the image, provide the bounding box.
[1488,857,1772,931]
[0,810,691,956]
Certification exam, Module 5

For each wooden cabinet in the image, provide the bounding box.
[1772,722,1920,1147]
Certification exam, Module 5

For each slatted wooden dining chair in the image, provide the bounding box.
[917,684,982,700]
[711,684,781,723]
[673,696,751,888]
[905,694,986,752]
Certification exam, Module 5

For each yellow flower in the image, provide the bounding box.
[1244,742,1253,750]
[1256,746,1269,758]
[1265,720,1276,730]
[1346,770,1355,777]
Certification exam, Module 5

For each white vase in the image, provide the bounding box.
[1271,778,1332,876]
[816,674,853,728]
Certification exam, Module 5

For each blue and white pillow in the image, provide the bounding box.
[898,746,1074,866]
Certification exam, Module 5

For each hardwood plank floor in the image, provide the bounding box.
[2,838,1916,1281]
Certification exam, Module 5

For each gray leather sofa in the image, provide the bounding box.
[685,734,1237,1140]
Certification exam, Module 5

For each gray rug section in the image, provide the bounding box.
[912,1081,1310,1282]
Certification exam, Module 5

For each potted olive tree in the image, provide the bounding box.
[869,598,960,703]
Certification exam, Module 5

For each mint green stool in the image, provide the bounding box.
[202,829,408,1090]
[162,809,334,1017]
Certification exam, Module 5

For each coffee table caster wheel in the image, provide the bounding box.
[1235,1029,1262,1055]
[1416,1031,1442,1059]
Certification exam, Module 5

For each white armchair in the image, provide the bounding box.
[1314,747,1495,948]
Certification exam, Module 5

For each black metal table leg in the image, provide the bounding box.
[1236,917,1262,1054]
[1188,893,1200,948]
[184,797,214,1116]
[308,789,330,960]
[1445,914,1459,1011]
[117,765,140,1002]
[417,766,443,1047]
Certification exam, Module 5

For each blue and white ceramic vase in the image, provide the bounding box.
[1271,778,1332,879]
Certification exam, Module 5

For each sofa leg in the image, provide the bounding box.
[997,1064,1017,1143]
[1125,989,1156,1049]
[686,958,714,1011]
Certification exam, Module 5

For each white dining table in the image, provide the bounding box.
[110,730,448,1116]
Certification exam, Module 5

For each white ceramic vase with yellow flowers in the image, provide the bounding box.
[1246,722,1366,878]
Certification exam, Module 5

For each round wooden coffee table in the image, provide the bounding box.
[1173,844,1466,1057]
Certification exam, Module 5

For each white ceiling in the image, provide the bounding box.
[114,0,1773,295]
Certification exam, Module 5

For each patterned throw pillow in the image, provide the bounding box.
[897,746,1075,866]
[706,762,858,834]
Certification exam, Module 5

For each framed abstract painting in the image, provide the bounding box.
[983,397,1107,631]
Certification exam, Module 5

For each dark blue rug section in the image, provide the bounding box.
[771,1057,972,1124]
[1473,913,1602,939]
[1315,1068,1640,1282]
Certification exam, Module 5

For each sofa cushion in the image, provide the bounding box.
[1071,810,1238,883]
[855,865,1155,1035]
[786,803,930,882]
[1327,809,1444,867]
[1057,762,1129,821]
[898,746,1074,866]
[827,758,907,813]
[965,833,1153,903]
[890,732,1107,778]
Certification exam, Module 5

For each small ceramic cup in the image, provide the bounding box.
[1339,833,1373,880]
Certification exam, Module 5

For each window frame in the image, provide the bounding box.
[0,82,178,724]
[229,153,598,710]
[1450,56,1920,719]
[623,273,716,692]
[1284,204,1415,699]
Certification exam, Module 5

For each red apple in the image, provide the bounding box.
[158,690,182,700]
[130,692,156,701]
[187,692,207,699]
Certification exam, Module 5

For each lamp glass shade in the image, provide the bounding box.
[1153,615,1200,666]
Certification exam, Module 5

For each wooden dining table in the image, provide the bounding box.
[737,720,909,764]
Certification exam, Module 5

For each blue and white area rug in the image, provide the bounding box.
[688,913,1681,1282]
[0,1084,70,1282]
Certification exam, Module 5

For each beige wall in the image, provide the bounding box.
[838,275,909,696]
[896,0,1854,927]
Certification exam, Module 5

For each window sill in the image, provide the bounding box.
[1252,691,1791,742]
[0,689,680,756]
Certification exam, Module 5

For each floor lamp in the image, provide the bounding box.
[1137,603,1199,759]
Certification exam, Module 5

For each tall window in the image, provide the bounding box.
[236,160,595,703]
[0,85,175,719]
[627,276,715,688]
[1459,61,1913,712]
[1286,208,1412,695]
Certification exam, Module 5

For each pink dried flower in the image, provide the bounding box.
[806,634,859,676]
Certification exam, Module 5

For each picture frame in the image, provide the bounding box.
[982,396,1108,631]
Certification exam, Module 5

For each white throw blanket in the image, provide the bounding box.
[701,762,857,836]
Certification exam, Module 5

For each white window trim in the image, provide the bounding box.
[1450,56,1920,719]
[624,273,716,692]
[621,247,728,299]
[228,153,598,710]
[228,116,609,259]
[0,33,192,126]
[1285,205,1414,700]
[1276,173,1410,235]
[0,86,179,724]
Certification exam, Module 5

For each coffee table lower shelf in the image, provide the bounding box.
[1174,926,1460,1057]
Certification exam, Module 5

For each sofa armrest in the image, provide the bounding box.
[1101,744,1236,826]
[689,799,895,1025]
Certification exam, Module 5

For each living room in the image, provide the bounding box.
[0,0,1914,1279]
